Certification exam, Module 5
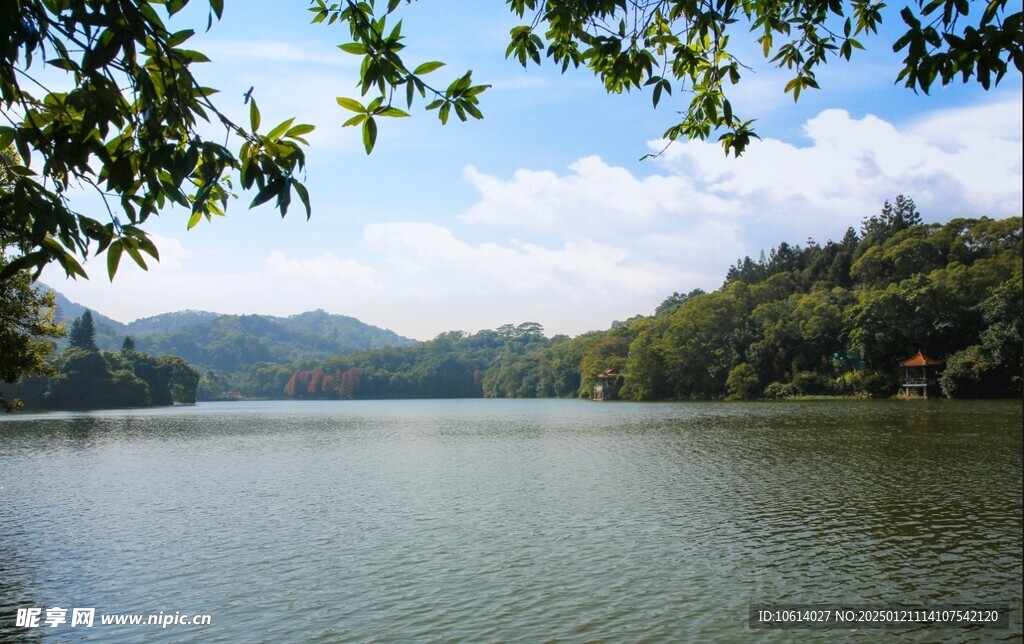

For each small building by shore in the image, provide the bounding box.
[899,350,944,398]
[593,369,623,401]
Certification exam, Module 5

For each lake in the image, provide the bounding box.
[1,399,1020,641]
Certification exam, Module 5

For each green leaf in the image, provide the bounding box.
[0,252,47,281]
[277,178,292,216]
[338,42,367,55]
[135,234,160,261]
[178,49,211,63]
[286,123,316,138]
[293,180,312,219]
[266,118,296,141]
[107,240,123,281]
[46,58,79,72]
[124,244,148,271]
[342,113,368,127]
[250,100,261,131]
[981,0,1002,24]
[250,181,281,208]
[388,20,403,42]
[167,29,195,48]
[336,97,366,113]
[362,117,377,154]
[56,251,88,280]
[413,61,445,75]
[377,106,409,117]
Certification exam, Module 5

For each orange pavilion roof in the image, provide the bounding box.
[899,350,944,367]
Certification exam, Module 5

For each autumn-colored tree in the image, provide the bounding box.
[308,368,327,395]
[284,370,312,399]
[339,368,360,399]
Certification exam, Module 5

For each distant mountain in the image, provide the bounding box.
[133,311,417,372]
[41,286,417,372]
[47,287,128,349]
[127,310,222,335]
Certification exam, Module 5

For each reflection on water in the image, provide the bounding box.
[1,399,1020,641]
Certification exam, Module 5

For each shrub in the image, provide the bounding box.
[763,381,796,399]
[725,363,760,400]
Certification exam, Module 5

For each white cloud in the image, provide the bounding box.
[199,40,357,68]
[356,221,683,335]
[460,155,737,238]
[266,250,376,286]
[362,221,679,299]
[651,104,1023,240]
[145,234,194,270]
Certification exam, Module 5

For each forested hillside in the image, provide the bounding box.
[3,311,200,410]
[285,201,1021,401]
[134,311,415,372]
[38,293,418,398]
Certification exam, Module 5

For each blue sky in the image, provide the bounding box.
[45,0,1023,340]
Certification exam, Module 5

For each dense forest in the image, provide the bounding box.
[283,200,1022,401]
[3,311,201,409]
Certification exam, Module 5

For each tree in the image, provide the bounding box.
[1,143,64,410]
[1,1,315,282]
[159,355,200,403]
[0,255,62,410]
[122,336,136,351]
[577,334,631,397]
[654,288,705,318]
[13,342,200,409]
[2,2,1020,284]
[339,367,360,399]
[68,310,97,350]
[940,279,1023,397]
[859,195,924,249]
[44,347,130,408]
[725,363,760,400]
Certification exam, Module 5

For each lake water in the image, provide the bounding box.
[0,399,1020,642]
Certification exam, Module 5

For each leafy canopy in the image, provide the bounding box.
[1,0,1020,284]
[1,0,315,282]
[321,0,1021,157]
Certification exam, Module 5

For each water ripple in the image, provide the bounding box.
[0,399,1019,642]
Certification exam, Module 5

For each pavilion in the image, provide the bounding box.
[899,350,944,398]
[593,369,623,401]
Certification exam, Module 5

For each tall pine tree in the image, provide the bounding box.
[68,311,97,350]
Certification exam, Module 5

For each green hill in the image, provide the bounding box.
[41,290,417,373]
